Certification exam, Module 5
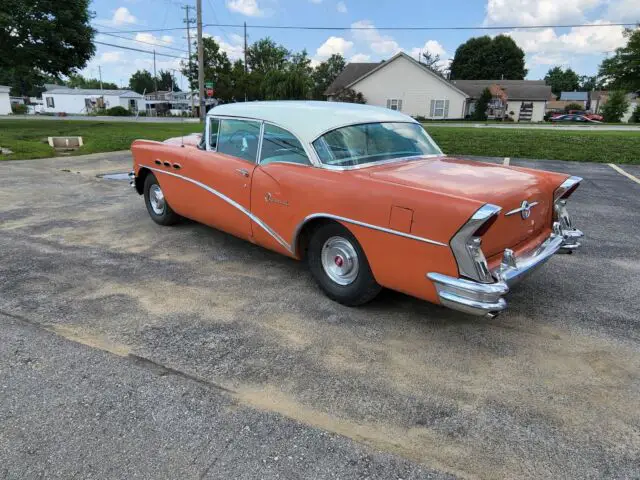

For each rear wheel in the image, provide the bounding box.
[143,173,180,226]
[307,223,381,306]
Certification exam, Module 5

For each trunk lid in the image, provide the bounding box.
[367,156,554,256]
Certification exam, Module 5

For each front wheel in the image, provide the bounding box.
[143,173,180,226]
[307,223,381,306]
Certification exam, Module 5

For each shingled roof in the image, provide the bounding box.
[324,62,381,96]
[451,80,552,101]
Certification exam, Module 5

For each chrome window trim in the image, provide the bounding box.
[141,165,448,256]
[255,120,265,165]
[310,121,444,171]
[258,121,314,168]
[206,116,221,152]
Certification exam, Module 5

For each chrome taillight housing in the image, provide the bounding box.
[553,176,584,251]
[451,204,501,283]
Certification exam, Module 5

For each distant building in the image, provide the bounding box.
[591,91,639,122]
[324,52,551,122]
[41,88,144,114]
[0,85,11,115]
[144,90,217,116]
[559,91,589,108]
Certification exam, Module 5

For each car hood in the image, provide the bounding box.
[367,156,560,256]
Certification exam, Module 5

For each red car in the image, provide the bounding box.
[567,110,604,122]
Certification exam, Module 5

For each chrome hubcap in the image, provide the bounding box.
[149,184,166,215]
[321,236,359,286]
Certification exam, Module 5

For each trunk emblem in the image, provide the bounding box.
[505,200,539,219]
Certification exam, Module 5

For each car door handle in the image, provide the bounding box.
[235,168,249,177]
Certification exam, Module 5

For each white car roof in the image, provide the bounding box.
[207,101,418,143]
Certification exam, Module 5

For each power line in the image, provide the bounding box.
[94,41,187,59]
[97,31,189,53]
[93,22,179,48]
[95,21,639,34]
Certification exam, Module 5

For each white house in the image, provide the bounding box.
[42,88,144,114]
[326,52,469,119]
[0,85,11,115]
[325,52,552,122]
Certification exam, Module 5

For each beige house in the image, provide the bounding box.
[325,53,552,122]
[325,52,469,119]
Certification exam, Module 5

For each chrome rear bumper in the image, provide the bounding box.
[428,222,583,317]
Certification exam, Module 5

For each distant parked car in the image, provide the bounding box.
[567,110,604,122]
[551,114,601,123]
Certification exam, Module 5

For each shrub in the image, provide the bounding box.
[11,103,27,114]
[105,106,131,116]
[137,111,147,117]
[564,103,584,113]
[630,103,640,123]
[471,88,492,121]
[601,91,630,123]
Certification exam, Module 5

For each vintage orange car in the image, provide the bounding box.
[130,101,583,317]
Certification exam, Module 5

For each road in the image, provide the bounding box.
[0,115,200,123]
[1,152,639,479]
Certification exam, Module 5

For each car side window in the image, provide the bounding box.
[208,117,220,150]
[217,118,261,163]
[260,124,311,166]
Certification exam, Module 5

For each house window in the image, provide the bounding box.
[430,99,450,118]
[386,99,402,111]
[46,97,54,108]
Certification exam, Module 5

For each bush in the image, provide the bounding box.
[631,103,640,123]
[105,106,131,116]
[471,88,492,121]
[601,91,630,123]
[564,103,584,113]
[11,103,27,114]
[137,111,147,117]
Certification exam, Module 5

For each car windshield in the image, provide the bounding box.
[313,122,442,168]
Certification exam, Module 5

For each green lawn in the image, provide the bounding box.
[0,119,639,164]
[424,126,640,164]
[0,119,203,161]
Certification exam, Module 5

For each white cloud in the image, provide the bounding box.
[605,0,640,22]
[351,20,400,55]
[214,35,245,60]
[484,0,604,26]
[309,0,322,3]
[101,51,123,63]
[337,1,347,13]
[316,36,354,59]
[112,6,137,25]
[505,22,627,56]
[350,53,371,62]
[226,0,263,16]
[135,33,174,46]
[409,39,447,59]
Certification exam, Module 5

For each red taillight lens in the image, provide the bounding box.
[474,213,498,237]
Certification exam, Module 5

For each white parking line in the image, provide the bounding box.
[503,157,510,166]
[608,164,640,185]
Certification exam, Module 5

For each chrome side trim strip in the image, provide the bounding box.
[145,166,293,253]
[292,213,448,253]
[505,201,539,216]
[143,166,448,257]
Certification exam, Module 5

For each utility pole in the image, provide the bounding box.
[244,21,248,101]
[182,4,195,116]
[153,49,158,94]
[197,0,205,121]
[98,65,103,90]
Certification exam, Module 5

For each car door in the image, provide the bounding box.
[250,122,316,256]
[183,116,261,241]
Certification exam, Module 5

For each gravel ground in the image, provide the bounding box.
[1,151,639,479]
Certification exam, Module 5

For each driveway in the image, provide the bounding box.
[1,152,639,479]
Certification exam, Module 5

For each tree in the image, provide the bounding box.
[0,0,95,96]
[450,35,527,80]
[544,67,580,97]
[156,70,180,91]
[334,88,366,104]
[181,37,233,101]
[631,104,640,123]
[598,28,640,91]
[601,90,630,122]
[66,73,118,90]
[471,88,492,121]
[129,70,155,94]
[421,51,447,78]
[579,75,598,91]
[246,38,289,74]
[312,54,346,100]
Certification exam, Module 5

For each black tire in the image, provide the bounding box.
[307,223,381,306]
[143,173,180,226]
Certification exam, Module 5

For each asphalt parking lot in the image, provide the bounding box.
[1,151,639,479]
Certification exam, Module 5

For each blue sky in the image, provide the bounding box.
[84,0,637,88]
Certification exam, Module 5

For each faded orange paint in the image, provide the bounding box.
[131,139,569,306]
